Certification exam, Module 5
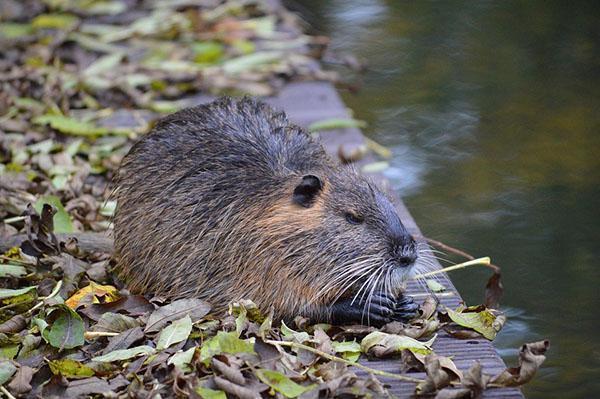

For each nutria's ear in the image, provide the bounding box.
[293,175,323,208]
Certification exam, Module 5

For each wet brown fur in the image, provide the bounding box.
[114,98,411,322]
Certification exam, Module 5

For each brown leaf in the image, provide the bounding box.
[419,295,439,320]
[0,314,28,334]
[145,298,210,332]
[434,387,473,399]
[80,295,154,321]
[22,203,60,256]
[485,270,503,309]
[212,357,245,385]
[461,361,490,395]
[415,355,459,395]
[8,365,35,394]
[103,326,144,354]
[213,376,262,399]
[444,327,484,340]
[64,376,112,396]
[401,351,462,381]
[314,327,333,354]
[491,340,550,387]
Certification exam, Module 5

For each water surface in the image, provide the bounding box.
[291,1,600,397]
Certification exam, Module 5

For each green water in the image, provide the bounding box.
[292,0,600,397]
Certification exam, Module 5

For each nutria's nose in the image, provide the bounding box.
[398,252,417,268]
[391,239,417,268]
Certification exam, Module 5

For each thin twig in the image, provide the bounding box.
[1,386,17,399]
[84,331,120,339]
[3,216,27,224]
[0,256,36,266]
[264,339,424,384]
[415,236,474,260]
[27,280,63,315]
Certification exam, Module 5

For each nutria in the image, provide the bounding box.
[113,98,419,326]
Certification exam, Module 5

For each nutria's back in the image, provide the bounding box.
[114,98,419,324]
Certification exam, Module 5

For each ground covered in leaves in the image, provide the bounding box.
[0,0,548,397]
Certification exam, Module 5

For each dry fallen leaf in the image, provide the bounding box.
[491,340,550,387]
[65,282,120,309]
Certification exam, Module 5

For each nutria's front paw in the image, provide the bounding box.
[328,292,408,327]
[392,294,419,322]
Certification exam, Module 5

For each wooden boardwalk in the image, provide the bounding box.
[264,81,524,398]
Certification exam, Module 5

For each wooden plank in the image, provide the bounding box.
[267,81,524,398]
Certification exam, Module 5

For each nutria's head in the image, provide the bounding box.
[259,164,418,310]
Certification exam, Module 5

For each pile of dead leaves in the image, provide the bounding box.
[0,206,549,398]
[0,0,339,231]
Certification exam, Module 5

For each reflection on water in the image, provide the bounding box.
[291,0,600,397]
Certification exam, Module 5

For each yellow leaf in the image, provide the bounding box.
[65,282,120,309]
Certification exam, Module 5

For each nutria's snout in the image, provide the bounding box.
[392,237,418,268]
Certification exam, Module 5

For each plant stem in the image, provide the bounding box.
[27,280,63,315]
[1,386,17,399]
[3,216,26,224]
[413,257,491,279]
[264,339,424,384]
[85,331,120,339]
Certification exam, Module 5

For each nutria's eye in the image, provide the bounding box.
[345,212,364,225]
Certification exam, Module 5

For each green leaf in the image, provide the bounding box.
[156,315,192,350]
[280,321,310,343]
[168,347,195,371]
[426,279,446,292]
[32,14,79,30]
[255,369,316,398]
[361,331,436,356]
[92,345,155,362]
[33,317,49,341]
[0,264,28,278]
[332,340,361,362]
[192,41,224,64]
[199,331,255,366]
[446,306,502,340]
[34,195,73,233]
[308,118,367,132]
[33,114,109,137]
[0,345,19,360]
[0,286,36,300]
[195,386,226,399]
[0,23,33,39]
[47,305,85,350]
[84,52,124,76]
[49,359,95,379]
[361,161,390,173]
[221,51,282,74]
[0,360,17,385]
